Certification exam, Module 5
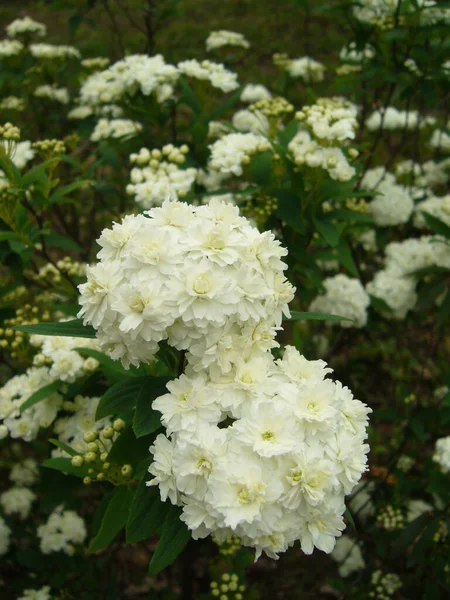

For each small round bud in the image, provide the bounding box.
[71,455,84,468]
[102,426,114,439]
[88,468,95,474]
[97,473,106,481]
[103,462,110,471]
[100,452,108,462]
[113,418,126,432]
[84,452,97,464]
[83,431,98,443]
[83,476,92,485]
[87,442,99,453]
[121,464,133,478]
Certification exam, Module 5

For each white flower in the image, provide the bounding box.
[209,132,271,176]
[309,274,370,328]
[6,17,46,38]
[37,506,86,555]
[232,109,270,135]
[34,85,70,104]
[30,43,80,60]
[414,195,450,229]
[90,118,142,141]
[177,59,239,92]
[331,534,365,577]
[206,30,250,52]
[0,39,23,57]
[16,586,52,600]
[0,516,11,556]
[10,458,39,486]
[433,436,450,473]
[285,56,326,82]
[240,84,272,104]
[0,486,36,519]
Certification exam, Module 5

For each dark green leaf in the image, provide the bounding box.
[133,377,171,438]
[285,311,356,323]
[408,518,441,566]
[422,212,450,239]
[19,381,61,413]
[313,217,340,247]
[392,513,430,557]
[89,485,134,554]
[15,319,97,338]
[207,86,242,122]
[344,507,356,530]
[251,151,272,186]
[337,238,358,276]
[96,377,149,420]
[42,457,90,478]
[127,478,171,543]
[148,506,191,575]
[49,438,78,457]
[274,189,305,234]
[107,427,155,466]
[437,289,450,326]
[44,233,83,252]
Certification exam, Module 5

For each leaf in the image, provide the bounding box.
[49,179,93,204]
[0,231,20,242]
[422,211,450,239]
[408,518,441,567]
[277,119,298,146]
[126,478,171,543]
[207,86,242,122]
[49,438,78,457]
[15,319,97,338]
[42,457,90,478]
[392,513,430,557]
[251,151,272,186]
[107,427,155,466]
[44,233,83,252]
[438,289,450,326]
[337,238,358,276]
[88,485,134,554]
[95,377,149,420]
[273,189,305,234]
[148,506,191,575]
[133,377,171,438]
[313,217,340,247]
[19,380,61,413]
[285,311,356,323]
[344,507,356,530]
[178,77,201,115]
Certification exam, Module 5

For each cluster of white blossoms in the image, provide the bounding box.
[52,395,111,458]
[0,96,26,111]
[10,458,39,486]
[309,274,370,328]
[0,516,11,556]
[430,126,450,153]
[90,118,142,142]
[6,16,46,38]
[361,168,414,227]
[296,97,358,143]
[81,57,110,70]
[414,194,450,229]
[17,586,52,600]
[148,344,371,558]
[339,42,375,63]
[34,85,70,105]
[126,144,197,208]
[370,571,402,599]
[433,436,450,473]
[366,107,435,132]
[79,54,179,107]
[352,0,444,26]
[240,84,272,104]
[395,158,450,189]
[330,535,365,577]
[366,235,449,319]
[232,109,269,136]
[0,486,36,519]
[206,30,250,52]
[284,56,326,82]
[0,39,23,57]
[78,200,295,369]
[30,43,81,60]
[208,132,271,177]
[37,506,86,555]
[177,59,239,93]
[3,140,35,170]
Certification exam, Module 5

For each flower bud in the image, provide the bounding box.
[113,418,126,432]
[84,452,97,464]
[83,431,98,443]
[71,455,84,468]
[102,426,114,439]
[100,452,108,462]
[121,464,133,478]
[87,442,99,453]
[83,476,92,485]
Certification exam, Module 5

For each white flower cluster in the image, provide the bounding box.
[284,56,326,82]
[370,570,402,599]
[37,506,86,555]
[90,118,142,142]
[353,0,437,25]
[17,586,52,600]
[361,168,414,227]
[0,96,25,111]
[309,274,370,328]
[206,30,250,52]
[367,235,450,319]
[78,200,294,369]
[34,85,70,105]
[414,194,450,229]
[208,133,271,176]
[240,84,272,104]
[340,42,375,63]
[52,395,111,457]
[30,330,100,383]
[126,144,196,208]
[6,16,46,38]
[232,109,269,136]
[366,107,435,132]
[148,344,371,559]
[5,140,35,169]
[430,126,450,153]
[331,535,365,577]
[395,158,450,189]
[10,458,39,486]
[433,436,450,473]
[0,486,36,519]
[296,97,358,143]
[79,54,178,106]
[0,516,11,556]
[81,57,110,70]
[30,43,81,60]
[178,59,239,93]
[0,39,23,57]
[288,130,356,182]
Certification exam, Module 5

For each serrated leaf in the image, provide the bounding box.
[126,478,171,543]
[89,485,134,554]
[285,311,356,323]
[133,377,171,438]
[95,377,149,420]
[19,380,61,413]
[15,319,96,338]
[148,506,191,575]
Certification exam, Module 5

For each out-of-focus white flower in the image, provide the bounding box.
[206,30,250,52]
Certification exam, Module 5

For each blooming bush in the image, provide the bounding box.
[0,1,449,598]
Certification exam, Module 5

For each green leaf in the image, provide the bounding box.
[15,319,96,338]
[96,377,149,420]
[273,189,305,234]
[126,478,171,543]
[313,217,340,247]
[422,211,450,239]
[148,506,191,575]
[49,438,78,457]
[207,86,242,122]
[75,347,132,384]
[392,513,430,557]
[408,518,442,567]
[0,231,20,242]
[44,233,83,252]
[344,507,356,530]
[277,119,298,146]
[178,77,201,115]
[107,427,155,466]
[42,457,90,478]
[133,377,171,438]
[251,151,272,186]
[438,289,450,326]
[49,179,92,204]
[19,380,61,413]
[285,311,356,323]
[337,238,358,276]
[89,485,134,554]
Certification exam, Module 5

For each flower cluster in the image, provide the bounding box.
[430,126,450,153]
[0,486,36,519]
[369,571,402,599]
[177,59,239,93]
[433,436,450,473]
[414,194,450,229]
[78,200,294,369]
[6,16,46,38]
[30,43,81,60]
[309,274,370,328]
[284,56,326,82]
[90,118,142,141]
[37,506,87,555]
[395,158,450,189]
[339,42,375,63]
[206,30,250,52]
[365,107,435,132]
[17,586,52,600]
[240,84,272,104]
[296,97,358,142]
[208,133,271,176]
[34,85,70,105]
[0,96,26,111]
[0,39,23,57]
[331,535,365,577]
[126,144,196,208]
[0,516,11,556]
[361,168,414,227]
[148,344,371,558]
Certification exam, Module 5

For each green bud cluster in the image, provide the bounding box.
[210,573,246,600]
